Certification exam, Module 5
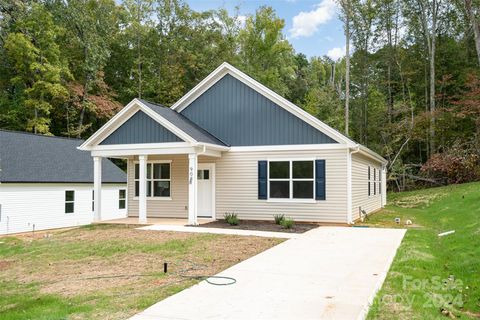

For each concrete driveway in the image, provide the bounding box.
[130,227,405,320]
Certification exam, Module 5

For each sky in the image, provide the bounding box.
[186,0,346,60]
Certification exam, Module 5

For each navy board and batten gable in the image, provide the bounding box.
[99,100,226,146]
[180,74,338,146]
[100,110,183,145]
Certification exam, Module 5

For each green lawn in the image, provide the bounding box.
[364,182,480,319]
[0,224,281,320]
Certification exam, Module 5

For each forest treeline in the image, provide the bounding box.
[1,0,479,190]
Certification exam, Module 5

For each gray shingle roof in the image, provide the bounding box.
[0,130,126,183]
[138,99,228,146]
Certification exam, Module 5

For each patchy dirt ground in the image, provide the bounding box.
[199,219,322,233]
[0,224,282,319]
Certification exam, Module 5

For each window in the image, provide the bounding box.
[134,162,171,198]
[368,166,371,196]
[379,168,382,195]
[119,189,126,209]
[268,160,314,200]
[197,169,209,180]
[65,190,75,213]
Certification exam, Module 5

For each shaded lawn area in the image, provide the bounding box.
[0,224,282,320]
[363,182,480,319]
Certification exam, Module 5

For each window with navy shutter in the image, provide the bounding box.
[315,160,326,200]
[258,161,268,199]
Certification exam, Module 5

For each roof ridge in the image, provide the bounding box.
[0,129,84,142]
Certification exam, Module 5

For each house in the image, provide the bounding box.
[0,130,127,235]
[79,63,387,225]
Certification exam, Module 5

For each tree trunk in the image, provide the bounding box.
[429,0,437,156]
[345,7,350,136]
[465,0,480,66]
[137,0,142,98]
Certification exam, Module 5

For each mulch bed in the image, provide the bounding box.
[198,220,321,233]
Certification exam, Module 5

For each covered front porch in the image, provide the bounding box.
[89,142,227,226]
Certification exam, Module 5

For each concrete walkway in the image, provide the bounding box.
[138,224,298,239]
[130,227,406,320]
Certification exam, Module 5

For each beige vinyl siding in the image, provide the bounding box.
[127,155,217,218]
[127,149,349,223]
[214,149,348,223]
[351,153,383,220]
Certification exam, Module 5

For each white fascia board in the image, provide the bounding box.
[358,145,388,165]
[170,62,356,147]
[91,146,198,157]
[229,144,348,152]
[79,98,198,150]
[89,142,192,151]
[193,142,230,151]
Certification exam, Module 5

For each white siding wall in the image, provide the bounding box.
[351,153,384,221]
[0,183,127,235]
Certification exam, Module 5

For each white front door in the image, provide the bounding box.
[197,163,215,218]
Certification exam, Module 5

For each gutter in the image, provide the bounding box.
[347,145,361,224]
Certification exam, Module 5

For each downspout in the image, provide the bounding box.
[347,145,360,224]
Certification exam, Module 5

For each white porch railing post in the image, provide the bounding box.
[188,153,198,225]
[93,156,102,222]
[139,155,148,224]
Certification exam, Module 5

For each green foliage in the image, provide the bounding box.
[0,0,479,189]
[273,214,285,225]
[365,182,480,319]
[280,217,295,229]
[224,212,239,226]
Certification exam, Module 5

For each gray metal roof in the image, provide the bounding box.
[0,130,126,183]
[138,99,228,146]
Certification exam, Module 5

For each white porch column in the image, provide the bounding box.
[188,153,198,225]
[138,155,148,224]
[93,156,102,222]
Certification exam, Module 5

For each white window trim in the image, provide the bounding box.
[65,190,75,214]
[119,189,127,209]
[266,159,316,203]
[133,160,173,200]
[368,166,381,197]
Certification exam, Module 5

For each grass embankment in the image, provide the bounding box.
[365,182,480,319]
[0,224,282,319]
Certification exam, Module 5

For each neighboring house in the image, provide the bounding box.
[0,130,127,235]
[79,63,387,225]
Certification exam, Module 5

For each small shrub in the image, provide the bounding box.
[280,217,295,229]
[224,212,239,226]
[273,214,285,225]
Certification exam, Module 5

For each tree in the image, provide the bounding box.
[463,0,480,66]
[339,0,352,135]
[54,0,119,137]
[3,3,69,134]
[238,6,296,98]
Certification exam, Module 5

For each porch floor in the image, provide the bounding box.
[96,217,215,226]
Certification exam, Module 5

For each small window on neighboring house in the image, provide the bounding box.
[119,189,126,209]
[65,191,75,214]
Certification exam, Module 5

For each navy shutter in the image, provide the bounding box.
[315,160,326,200]
[258,161,268,200]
